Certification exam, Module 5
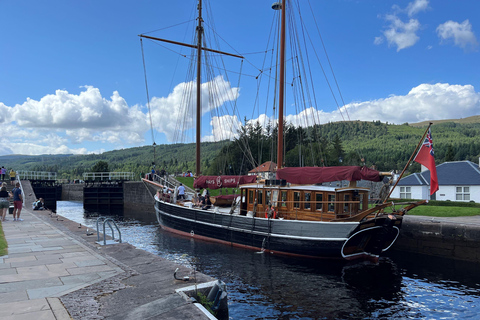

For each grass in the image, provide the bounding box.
[0,223,7,256]
[407,205,480,217]
[176,176,238,197]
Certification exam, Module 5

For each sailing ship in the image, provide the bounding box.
[141,0,425,262]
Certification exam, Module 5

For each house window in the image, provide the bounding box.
[456,187,470,201]
[315,193,323,212]
[400,187,411,199]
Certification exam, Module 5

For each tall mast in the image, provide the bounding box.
[139,0,243,177]
[196,0,203,176]
[276,0,286,169]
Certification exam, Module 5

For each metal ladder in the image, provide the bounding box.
[96,217,122,245]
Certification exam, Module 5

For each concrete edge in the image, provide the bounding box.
[46,297,73,320]
[175,281,220,320]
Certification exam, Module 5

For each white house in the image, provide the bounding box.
[390,160,480,202]
[248,161,277,180]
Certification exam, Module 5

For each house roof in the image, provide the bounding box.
[248,161,277,173]
[398,160,480,186]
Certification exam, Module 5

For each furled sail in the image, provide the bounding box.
[276,166,383,184]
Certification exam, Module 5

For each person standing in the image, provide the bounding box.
[0,167,5,181]
[9,169,16,185]
[11,182,23,221]
[178,183,185,200]
[0,186,11,221]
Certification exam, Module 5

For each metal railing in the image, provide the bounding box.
[16,171,57,180]
[96,217,122,245]
[83,172,134,181]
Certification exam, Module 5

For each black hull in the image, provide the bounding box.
[155,199,402,260]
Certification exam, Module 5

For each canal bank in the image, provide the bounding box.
[395,215,480,263]
[0,205,219,319]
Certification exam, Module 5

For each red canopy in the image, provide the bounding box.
[276,166,382,184]
[194,175,257,190]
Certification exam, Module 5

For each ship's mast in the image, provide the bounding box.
[195,0,203,176]
[275,0,286,169]
[139,0,242,177]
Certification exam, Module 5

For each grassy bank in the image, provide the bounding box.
[176,176,238,197]
[392,198,480,217]
[407,205,480,217]
[0,224,7,256]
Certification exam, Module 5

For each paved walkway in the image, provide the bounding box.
[0,209,124,320]
[0,204,216,320]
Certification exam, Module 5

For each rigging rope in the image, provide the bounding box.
[140,38,156,146]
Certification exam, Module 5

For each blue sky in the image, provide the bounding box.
[1,0,479,156]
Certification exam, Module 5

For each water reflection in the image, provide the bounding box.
[56,201,480,319]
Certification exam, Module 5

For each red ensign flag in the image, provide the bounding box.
[414,128,439,195]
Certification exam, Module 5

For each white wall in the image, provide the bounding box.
[390,185,428,200]
[391,185,480,202]
[435,185,480,202]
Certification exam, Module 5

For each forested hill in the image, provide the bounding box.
[0,141,228,181]
[1,119,479,180]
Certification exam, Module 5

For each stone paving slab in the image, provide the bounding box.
[0,208,124,319]
[0,196,219,320]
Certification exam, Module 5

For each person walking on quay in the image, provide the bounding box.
[0,186,11,221]
[9,169,15,185]
[11,182,23,221]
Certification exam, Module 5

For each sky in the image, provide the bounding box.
[1,0,479,156]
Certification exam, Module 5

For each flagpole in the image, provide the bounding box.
[383,122,433,203]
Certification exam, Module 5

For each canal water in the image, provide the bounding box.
[57,201,480,319]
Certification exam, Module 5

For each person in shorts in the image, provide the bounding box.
[0,186,11,221]
[11,182,23,221]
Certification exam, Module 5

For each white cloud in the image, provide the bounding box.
[406,0,429,17]
[0,76,240,156]
[203,115,242,142]
[383,15,420,52]
[437,20,478,51]
[376,0,427,51]
[1,81,478,156]
[11,86,147,145]
[149,75,239,142]
[249,83,480,127]
[373,36,384,45]
[0,87,148,155]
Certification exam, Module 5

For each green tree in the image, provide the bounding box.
[445,145,455,161]
[91,161,109,172]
